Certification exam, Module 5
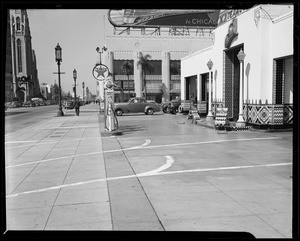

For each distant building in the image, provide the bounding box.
[103,10,220,103]
[10,9,40,102]
[40,83,51,100]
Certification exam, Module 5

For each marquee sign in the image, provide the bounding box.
[108,9,220,28]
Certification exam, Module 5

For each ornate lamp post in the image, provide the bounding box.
[236,49,246,127]
[96,46,107,64]
[73,69,77,102]
[82,81,85,103]
[55,43,64,116]
[206,59,214,121]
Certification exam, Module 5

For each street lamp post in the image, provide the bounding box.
[96,46,107,64]
[82,82,85,103]
[236,49,246,127]
[73,69,77,102]
[55,43,64,116]
[206,59,214,121]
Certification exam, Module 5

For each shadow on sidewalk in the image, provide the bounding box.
[101,124,145,136]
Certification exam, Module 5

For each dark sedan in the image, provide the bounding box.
[161,98,181,114]
[114,97,161,116]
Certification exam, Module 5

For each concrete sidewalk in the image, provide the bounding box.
[5,104,112,230]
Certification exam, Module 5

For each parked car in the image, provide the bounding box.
[9,101,22,108]
[114,97,161,116]
[23,101,33,108]
[161,98,181,114]
[64,100,75,109]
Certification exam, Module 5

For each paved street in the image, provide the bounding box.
[4,104,292,238]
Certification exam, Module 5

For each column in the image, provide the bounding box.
[108,51,114,75]
[161,51,170,101]
[236,57,246,127]
[197,74,201,111]
[133,51,142,97]
[206,70,213,121]
[213,70,216,102]
[181,76,185,101]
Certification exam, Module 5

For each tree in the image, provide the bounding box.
[121,60,133,100]
[18,76,33,102]
[170,61,181,75]
[53,83,59,103]
[137,53,154,100]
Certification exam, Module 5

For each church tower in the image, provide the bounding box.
[10,9,37,102]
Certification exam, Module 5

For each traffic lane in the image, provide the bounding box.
[110,114,292,236]
[113,113,292,180]
[114,112,293,144]
[5,105,59,135]
[120,134,292,179]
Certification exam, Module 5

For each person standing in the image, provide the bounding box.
[74,101,80,116]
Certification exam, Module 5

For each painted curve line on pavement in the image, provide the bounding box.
[5,137,281,169]
[5,139,151,168]
[6,161,291,198]
[6,155,175,198]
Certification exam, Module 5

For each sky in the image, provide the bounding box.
[27,9,109,96]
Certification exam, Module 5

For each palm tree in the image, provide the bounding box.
[137,53,154,100]
[121,60,133,100]
[170,61,181,75]
[18,76,33,102]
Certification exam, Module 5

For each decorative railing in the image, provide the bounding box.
[171,75,180,81]
[243,103,293,125]
[114,75,134,81]
[145,75,162,81]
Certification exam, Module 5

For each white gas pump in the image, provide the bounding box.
[92,61,118,132]
[104,79,118,132]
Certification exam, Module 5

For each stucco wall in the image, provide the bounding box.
[181,5,293,104]
[106,35,213,60]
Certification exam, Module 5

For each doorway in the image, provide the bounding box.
[224,45,243,121]
[198,73,209,114]
[185,75,197,103]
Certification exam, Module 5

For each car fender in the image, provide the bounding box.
[144,105,158,113]
[115,105,128,113]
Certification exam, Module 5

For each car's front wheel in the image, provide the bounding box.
[115,109,123,116]
[146,108,154,115]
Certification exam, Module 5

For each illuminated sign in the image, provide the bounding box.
[108,9,220,28]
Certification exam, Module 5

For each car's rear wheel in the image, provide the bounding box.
[115,109,123,116]
[146,108,154,115]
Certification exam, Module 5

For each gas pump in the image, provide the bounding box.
[104,79,118,132]
[92,55,118,132]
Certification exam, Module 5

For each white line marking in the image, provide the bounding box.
[6,161,291,198]
[5,137,281,169]
[154,162,292,176]
[5,137,102,149]
[6,139,151,168]
[34,125,99,130]
[127,139,151,150]
[137,155,174,176]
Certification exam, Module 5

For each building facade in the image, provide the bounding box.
[10,9,40,103]
[5,13,13,102]
[101,10,219,103]
[181,4,293,127]
[40,83,51,100]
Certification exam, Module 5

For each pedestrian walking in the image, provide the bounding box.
[74,101,80,116]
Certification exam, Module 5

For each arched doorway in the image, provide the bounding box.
[224,44,243,121]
